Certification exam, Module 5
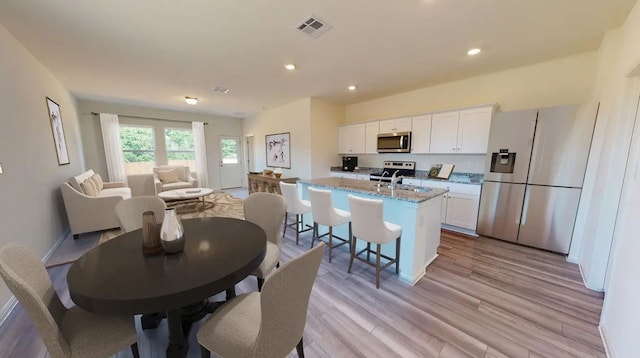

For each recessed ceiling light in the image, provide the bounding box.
[185,97,198,105]
[467,48,482,56]
[348,85,357,91]
[284,64,296,71]
[213,86,230,94]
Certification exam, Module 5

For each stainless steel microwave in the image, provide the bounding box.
[377,131,411,153]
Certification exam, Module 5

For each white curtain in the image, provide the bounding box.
[193,121,209,188]
[99,113,126,183]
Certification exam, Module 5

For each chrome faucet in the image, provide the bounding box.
[390,170,403,190]
[377,171,390,188]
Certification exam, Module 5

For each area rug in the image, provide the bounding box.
[98,192,245,244]
[45,192,244,268]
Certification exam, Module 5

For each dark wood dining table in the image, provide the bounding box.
[67,217,266,358]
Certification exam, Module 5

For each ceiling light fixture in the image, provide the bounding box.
[284,64,296,71]
[213,86,230,94]
[185,97,198,105]
[348,85,357,91]
[467,48,482,56]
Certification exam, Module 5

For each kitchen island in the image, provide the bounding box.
[298,177,447,285]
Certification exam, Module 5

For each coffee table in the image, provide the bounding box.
[157,187,214,213]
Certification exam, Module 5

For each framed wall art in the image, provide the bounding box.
[46,97,70,165]
[265,132,290,169]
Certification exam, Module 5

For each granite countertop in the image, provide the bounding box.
[330,167,484,185]
[298,177,448,204]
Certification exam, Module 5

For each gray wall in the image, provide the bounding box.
[0,23,86,306]
[77,99,243,189]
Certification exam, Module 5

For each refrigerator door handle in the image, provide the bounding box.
[521,189,531,226]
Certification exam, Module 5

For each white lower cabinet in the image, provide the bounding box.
[423,180,481,232]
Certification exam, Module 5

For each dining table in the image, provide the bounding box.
[67,217,267,358]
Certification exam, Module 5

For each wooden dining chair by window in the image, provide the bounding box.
[0,243,139,358]
[114,195,167,233]
[197,243,325,358]
[243,192,287,291]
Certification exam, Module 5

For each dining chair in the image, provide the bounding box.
[0,243,139,358]
[243,192,287,291]
[197,242,325,358]
[114,195,167,233]
[347,194,402,289]
[279,182,312,245]
[308,187,351,263]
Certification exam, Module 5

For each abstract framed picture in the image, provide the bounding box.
[265,132,290,169]
[46,97,70,165]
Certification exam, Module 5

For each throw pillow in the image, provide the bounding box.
[158,169,180,184]
[81,180,97,196]
[94,174,104,191]
[88,175,100,193]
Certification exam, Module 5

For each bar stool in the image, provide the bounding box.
[347,194,401,289]
[308,187,351,263]
[279,182,313,245]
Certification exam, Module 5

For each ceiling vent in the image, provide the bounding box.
[295,15,332,39]
[213,86,230,94]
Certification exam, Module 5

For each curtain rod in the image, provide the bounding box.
[88,112,208,125]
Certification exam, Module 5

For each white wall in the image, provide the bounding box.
[345,52,597,123]
[0,23,85,307]
[310,98,343,178]
[243,98,312,180]
[76,99,243,190]
[573,1,640,356]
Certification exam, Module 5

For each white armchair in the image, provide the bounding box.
[61,170,132,239]
[153,165,199,193]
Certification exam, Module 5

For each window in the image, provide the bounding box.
[165,128,195,172]
[120,126,156,175]
[220,137,239,164]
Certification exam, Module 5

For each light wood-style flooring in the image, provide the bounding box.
[0,223,604,357]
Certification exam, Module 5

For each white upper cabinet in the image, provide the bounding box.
[431,111,460,153]
[379,116,412,133]
[365,121,380,154]
[338,123,366,154]
[430,106,493,154]
[457,107,493,153]
[411,114,432,153]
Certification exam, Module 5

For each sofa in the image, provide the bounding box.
[153,165,199,193]
[60,170,132,239]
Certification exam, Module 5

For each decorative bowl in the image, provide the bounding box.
[263,169,273,175]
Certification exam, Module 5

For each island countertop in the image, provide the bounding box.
[298,177,447,203]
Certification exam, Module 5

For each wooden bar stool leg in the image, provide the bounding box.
[348,222,353,252]
[376,244,382,289]
[283,212,288,239]
[348,236,356,273]
[366,242,371,262]
[311,222,317,248]
[295,214,300,245]
[328,226,333,263]
[396,236,401,274]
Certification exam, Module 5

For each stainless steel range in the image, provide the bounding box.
[369,161,416,183]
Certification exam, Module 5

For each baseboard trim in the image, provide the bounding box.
[576,262,605,293]
[441,225,478,238]
[599,324,616,358]
[0,229,69,327]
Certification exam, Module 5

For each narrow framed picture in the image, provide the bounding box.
[265,132,291,169]
[46,97,70,165]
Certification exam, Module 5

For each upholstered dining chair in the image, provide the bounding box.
[308,187,352,263]
[244,192,287,291]
[347,194,402,289]
[114,195,167,233]
[197,242,325,358]
[279,182,312,245]
[0,243,139,358]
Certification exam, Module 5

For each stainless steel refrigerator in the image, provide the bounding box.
[477,106,595,254]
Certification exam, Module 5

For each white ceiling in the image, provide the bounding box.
[0,0,636,118]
